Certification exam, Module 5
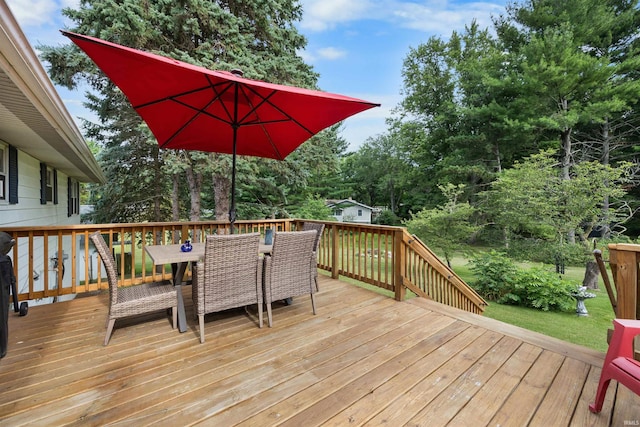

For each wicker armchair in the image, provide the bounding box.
[90,232,177,346]
[192,233,263,343]
[263,230,318,327]
[302,222,325,291]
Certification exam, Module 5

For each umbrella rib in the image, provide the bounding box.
[234,87,286,159]
[155,80,237,148]
[132,80,231,110]
[240,85,315,135]
[223,84,316,159]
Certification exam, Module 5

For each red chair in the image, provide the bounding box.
[589,318,640,413]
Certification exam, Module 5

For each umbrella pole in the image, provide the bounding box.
[229,126,238,234]
[229,153,237,234]
[229,81,241,235]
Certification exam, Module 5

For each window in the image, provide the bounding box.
[68,177,80,216]
[333,208,343,216]
[40,163,58,204]
[358,209,363,217]
[46,168,54,202]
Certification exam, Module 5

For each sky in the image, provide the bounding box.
[5,0,508,151]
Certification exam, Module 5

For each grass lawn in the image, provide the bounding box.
[450,255,615,353]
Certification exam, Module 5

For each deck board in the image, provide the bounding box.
[0,275,638,426]
[407,331,518,427]
[530,357,591,426]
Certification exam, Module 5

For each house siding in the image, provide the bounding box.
[1,148,80,304]
[1,149,77,227]
[338,205,372,223]
[329,200,374,224]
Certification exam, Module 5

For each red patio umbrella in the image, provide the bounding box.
[62,31,380,230]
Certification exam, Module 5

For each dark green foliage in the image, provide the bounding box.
[469,251,519,301]
[288,195,333,221]
[500,267,575,312]
[340,131,411,214]
[505,240,590,266]
[470,251,575,311]
[374,210,402,226]
[406,183,480,266]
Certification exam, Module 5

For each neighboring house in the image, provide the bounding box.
[326,198,375,224]
[0,2,105,302]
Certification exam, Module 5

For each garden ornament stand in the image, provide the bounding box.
[571,286,596,316]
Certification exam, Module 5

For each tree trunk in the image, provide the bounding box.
[503,226,510,249]
[152,146,162,222]
[561,123,576,244]
[388,179,396,213]
[582,260,600,290]
[185,167,202,222]
[494,143,502,173]
[214,172,231,221]
[171,174,180,221]
[600,119,611,238]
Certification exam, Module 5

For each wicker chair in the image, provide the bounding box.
[263,230,318,327]
[302,222,325,291]
[192,232,263,343]
[90,231,177,346]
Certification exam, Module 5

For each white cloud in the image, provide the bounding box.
[61,0,80,8]
[317,47,347,60]
[300,0,504,35]
[392,2,504,34]
[300,0,374,31]
[5,0,59,27]
[297,47,346,65]
[297,48,315,63]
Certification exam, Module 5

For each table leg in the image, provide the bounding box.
[171,262,189,333]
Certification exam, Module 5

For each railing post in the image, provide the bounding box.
[394,229,405,301]
[331,224,339,280]
[616,250,639,319]
[181,224,189,243]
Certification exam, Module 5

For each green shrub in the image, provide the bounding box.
[290,195,333,220]
[500,267,574,311]
[470,251,575,312]
[374,209,402,225]
[469,250,518,301]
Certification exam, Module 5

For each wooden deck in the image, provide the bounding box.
[0,275,637,426]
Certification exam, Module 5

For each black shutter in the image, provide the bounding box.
[53,169,58,205]
[8,145,17,204]
[76,181,80,214]
[67,177,72,217]
[40,163,46,204]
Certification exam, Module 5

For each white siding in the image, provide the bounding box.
[331,203,373,223]
[341,205,372,223]
[1,148,81,305]
[0,149,77,227]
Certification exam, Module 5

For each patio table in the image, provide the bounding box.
[145,241,272,333]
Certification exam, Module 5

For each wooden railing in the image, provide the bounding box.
[0,220,486,314]
[301,221,486,314]
[603,243,640,320]
[400,232,487,314]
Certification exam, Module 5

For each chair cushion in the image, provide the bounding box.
[111,281,176,318]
